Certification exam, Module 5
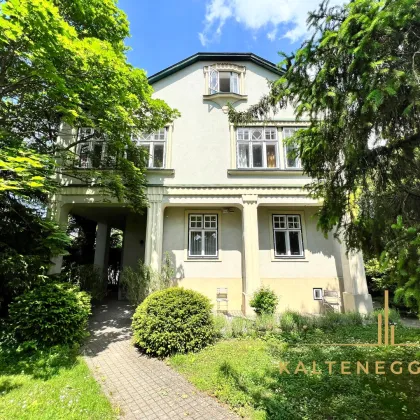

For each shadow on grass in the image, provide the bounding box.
[0,378,22,396]
[218,341,420,420]
[0,344,80,381]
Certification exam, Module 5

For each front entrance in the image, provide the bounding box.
[62,205,147,300]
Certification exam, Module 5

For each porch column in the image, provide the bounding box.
[48,201,70,275]
[338,240,373,313]
[241,195,261,315]
[94,222,111,281]
[144,191,164,272]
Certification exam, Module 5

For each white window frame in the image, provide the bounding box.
[187,213,218,258]
[236,127,279,169]
[134,128,167,169]
[272,214,305,258]
[282,127,303,169]
[76,127,106,168]
[209,67,240,94]
[313,288,323,300]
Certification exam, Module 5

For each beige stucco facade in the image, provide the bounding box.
[51,53,373,315]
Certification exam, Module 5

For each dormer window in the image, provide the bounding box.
[204,64,246,98]
[210,68,239,94]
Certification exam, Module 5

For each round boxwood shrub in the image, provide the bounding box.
[132,287,216,357]
[9,282,91,346]
[250,287,279,315]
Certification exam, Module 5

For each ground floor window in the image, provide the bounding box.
[272,214,304,257]
[188,214,218,258]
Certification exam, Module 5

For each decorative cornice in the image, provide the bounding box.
[203,63,246,74]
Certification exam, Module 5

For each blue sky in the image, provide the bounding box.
[118,0,344,77]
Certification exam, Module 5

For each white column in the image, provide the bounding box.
[144,191,164,272]
[241,195,261,315]
[336,239,373,313]
[94,222,110,281]
[48,201,70,275]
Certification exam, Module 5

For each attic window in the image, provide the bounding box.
[209,68,239,94]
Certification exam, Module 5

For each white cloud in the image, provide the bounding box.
[198,0,345,46]
[267,28,277,42]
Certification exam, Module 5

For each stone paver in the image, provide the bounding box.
[83,299,239,420]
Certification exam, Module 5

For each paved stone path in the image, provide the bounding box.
[83,299,239,420]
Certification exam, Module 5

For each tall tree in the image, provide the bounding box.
[0,0,178,308]
[1,0,178,210]
[229,0,420,309]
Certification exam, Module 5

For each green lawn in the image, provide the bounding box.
[0,345,116,420]
[169,324,420,419]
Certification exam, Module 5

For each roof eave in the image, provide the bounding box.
[148,52,283,84]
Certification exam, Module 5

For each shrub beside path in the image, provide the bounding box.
[83,298,239,420]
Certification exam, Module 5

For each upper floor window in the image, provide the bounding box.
[236,127,278,169]
[283,127,302,169]
[133,128,167,168]
[209,68,239,94]
[76,127,106,168]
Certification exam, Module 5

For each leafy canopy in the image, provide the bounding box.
[0,0,179,210]
[230,0,420,309]
[0,0,178,308]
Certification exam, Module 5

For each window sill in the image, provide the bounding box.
[228,169,304,176]
[271,256,308,262]
[185,258,222,262]
[146,168,175,176]
[203,93,247,107]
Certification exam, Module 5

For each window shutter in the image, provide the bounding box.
[230,72,239,94]
[209,67,219,94]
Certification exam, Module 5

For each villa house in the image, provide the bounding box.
[50,52,373,315]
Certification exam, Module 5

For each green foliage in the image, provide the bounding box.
[230,0,420,308]
[63,264,107,301]
[249,287,279,315]
[231,317,254,338]
[0,0,178,211]
[365,257,396,292]
[382,217,420,312]
[132,288,216,357]
[160,252,176,289]
[120,255,175,305]
[9,282,91,346]
[120,260,156,306]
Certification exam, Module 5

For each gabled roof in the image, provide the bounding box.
[148,52,283,84]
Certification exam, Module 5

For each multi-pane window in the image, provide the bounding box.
[237,127,278,169]
[188,214,218,258]
[133,128,167,168]
[76,127,106,168]
[209,68,239,94]
[283,127,302,169]
[272,214,304,257]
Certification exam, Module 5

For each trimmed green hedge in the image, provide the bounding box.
[9,282,91,346]
[132,287,216,357]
